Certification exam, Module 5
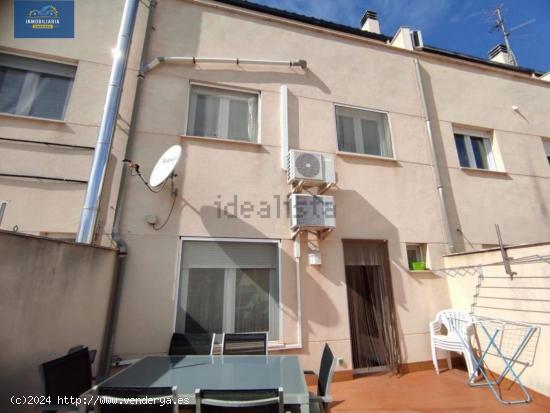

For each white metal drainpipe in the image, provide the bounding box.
[76,0,140,244]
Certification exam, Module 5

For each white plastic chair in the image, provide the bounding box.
[429,309,477,377]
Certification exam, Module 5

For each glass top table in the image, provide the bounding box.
[83,355,310,412]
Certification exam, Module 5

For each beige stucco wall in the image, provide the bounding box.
[444,244,550,396]
[0,231,118,412]
[112,0,454,370]
[1,0,549,376]
[0,0,148,241]
[113,0,548,372]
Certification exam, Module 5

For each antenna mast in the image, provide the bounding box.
[489,5,535,67]
[492,6,517,66]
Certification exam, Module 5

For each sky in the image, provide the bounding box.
[250,0,550,72]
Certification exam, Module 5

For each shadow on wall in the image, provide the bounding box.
[335,189,415,360]
[287,89,301,151]
[0,232,118,413]
[418,65,465,252]
[96,152,122,244]
[523,144,548,220]
[333,189,404,301]
[196,205,340,334]
[190,66,330,94]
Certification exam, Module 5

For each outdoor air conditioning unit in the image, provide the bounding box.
[287,150,335,186]
[289,194,336,231]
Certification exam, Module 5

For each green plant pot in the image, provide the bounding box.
[411,261,427,271]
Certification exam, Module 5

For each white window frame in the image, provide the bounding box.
[0,53,76,121]
[406,243,428,270]
[334,103,395,159]
[185,82,261,143]
[0,201,7,226]
[454,128,497,171]
[543,139,550,166]
[173,237,282,344]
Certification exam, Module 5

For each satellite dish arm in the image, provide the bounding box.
[123,159,169,193]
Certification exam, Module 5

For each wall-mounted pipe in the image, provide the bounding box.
[97,0,158,379]
[76,0,140,244]
[141,56,307,75]
[280,85,289,170]
[293,235,303,349]
[413,58,456,253]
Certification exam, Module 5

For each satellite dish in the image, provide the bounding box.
[149,145,182,188]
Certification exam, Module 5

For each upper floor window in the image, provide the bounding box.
[543,140,550,166]
[335,105,393,157]
[187,85,259,142]
[454,130,496,170]
[0,53,76,120]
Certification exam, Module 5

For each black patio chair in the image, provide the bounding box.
[221,332,268,355]
[40,347,93,412]
[93,386,178,413]
[68,344,97,364]
[194,388,283,413]
[304,344,337,413]
[168,333,215,355]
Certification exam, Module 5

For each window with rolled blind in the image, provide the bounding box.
[186,85,259,142]
[176,240,279,340]
[335,105,393,157]
[0,53,76,120]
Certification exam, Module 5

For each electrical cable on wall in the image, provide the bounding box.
[123,145,183,232]
[153,192,177,231]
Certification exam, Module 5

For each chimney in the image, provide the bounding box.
[361,10,380,34]
[488,44,513,65]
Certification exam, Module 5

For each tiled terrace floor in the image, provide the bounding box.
[327,369,550,413]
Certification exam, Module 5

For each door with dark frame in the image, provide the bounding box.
[343,240,401,374]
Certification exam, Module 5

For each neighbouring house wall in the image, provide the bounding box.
[0,0,148,243]
[444,243,550,397]
[0,231,118,412]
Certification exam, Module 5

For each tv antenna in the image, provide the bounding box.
[488,4,535,66]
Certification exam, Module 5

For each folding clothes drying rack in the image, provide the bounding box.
[460,315,540,404]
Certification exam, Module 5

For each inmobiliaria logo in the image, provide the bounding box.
[25,5,60,29]
[14,1,74,38]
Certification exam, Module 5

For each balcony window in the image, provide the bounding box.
[187,85,259,142]
[0,53,76,120]
[335,105,393,157]
[176,240,279,340]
